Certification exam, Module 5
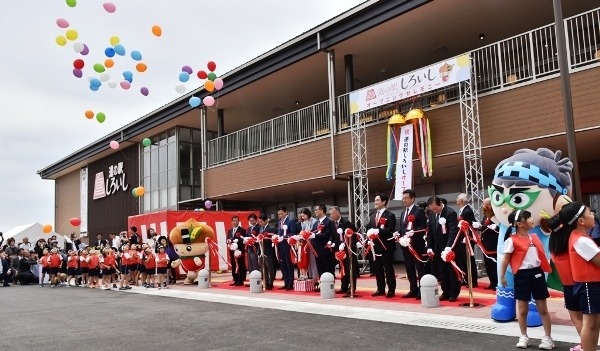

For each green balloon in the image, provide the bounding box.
[207,72,217,82]
[96,112,106,123]
[66,0,76,7]
[132,188,139,197]
[93,64,105,73]
[142,138,151,147]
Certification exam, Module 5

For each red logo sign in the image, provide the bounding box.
[365,89,376,101]
[93,172,106,200]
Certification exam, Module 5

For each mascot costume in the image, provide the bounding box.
[490,148,573,323]
[169,218,215,285]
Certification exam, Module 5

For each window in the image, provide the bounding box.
[141,127,177,213]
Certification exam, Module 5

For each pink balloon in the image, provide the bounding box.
[214,78,224,90]
[56,18,69,28]
[109,140,119,149]
[103,2,116,13]
[120,81,131,90]
[203,96,215,106]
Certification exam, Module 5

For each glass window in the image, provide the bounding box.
[159,145,167,171]
[193,129,202,144]
[150,148,158,175]
[180,169,191,186]
[168,169,177,187]
[169,186,177,206]
[167,143,176,170]
[180,186,192,201]
[159,132,167,146]
[143,176,150,189]
[192,144,202,169]
[194,187,201,199]
[151,136,159,150]
[168,129,176,143]
[143,152,150,177]
[159,171,167,189]
[179,128,191,142]
[144,192,151,212]
[151,174,158,191]
[151,190,159,210]
[193,170,200,186]
[179,143,191,169]
[160,188,168,208]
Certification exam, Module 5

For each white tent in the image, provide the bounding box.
[3,223,65,249]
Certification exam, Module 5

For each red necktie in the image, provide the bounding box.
[375,211,380,226]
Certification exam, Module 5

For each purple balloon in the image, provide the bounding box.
[182,65,193,74]
[73,69,83,78]
[80,44,89,56]
[140,87,149,96]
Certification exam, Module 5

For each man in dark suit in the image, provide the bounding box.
[258,213,275,290]
[312,204,336,280]
[365,193,397,298]
[426,195,460,302]
[246,214,261,273]
[478,198,498,290]
[0,252,12,286]
[330,206,359,296]
[456,193,479,288]
[398,189,428,299]
[17,250,38,285]
[227,216,247,286]
[94,233,108,248]
[276,206,296,290]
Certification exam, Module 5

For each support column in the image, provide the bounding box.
[344,54,354,93]
[217,109,224,137]
[327,49,337,179]
[200,106,207,200]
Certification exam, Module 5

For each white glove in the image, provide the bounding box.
[427,248,433,255]
[443,247,452,253]
[399,236,410,247]
[337,228,343,235]
[356,242,363,249]
[234,250,242,258]
[458,220,467,228]
[488,223,497,231]
[472,222,481,229]
[294,235,302,241]
[406,230,414,237]
[233,238,239,244]
[230,243,238,251]
[242,237,249,244]
[441,250,448,262]
[339,243,345,251]
[367,229,379,236]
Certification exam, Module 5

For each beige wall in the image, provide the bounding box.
[55,169,81,240]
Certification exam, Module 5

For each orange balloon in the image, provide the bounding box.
[204,80,215,92]
[136,63,147,73]
[104,59,114,68]
[85,110,94,119]
[152,25,162,37]
[42,224,53,234]
[135,186,145,196]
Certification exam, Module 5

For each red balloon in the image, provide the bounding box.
[69,217,81,226]
[207,61,216,72]
[73,59,84,70]
[197,70,208,79]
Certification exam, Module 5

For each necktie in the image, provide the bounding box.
[337,222,342,241]
[375,211,380,226]
[404,208,409,223]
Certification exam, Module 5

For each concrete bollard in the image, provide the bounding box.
[249,270,263,293]
[320,272,335,299]
[419,274,440,308]
[198,269,210,289]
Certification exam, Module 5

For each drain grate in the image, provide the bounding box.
[410,319,498,332]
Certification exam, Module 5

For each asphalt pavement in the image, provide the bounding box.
[0,285,574,351]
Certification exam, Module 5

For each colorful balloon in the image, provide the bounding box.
[93,63,105,73]
[100,73,110,82]
[189,97,201,108]
[105,47,115,57]
[140,87,149,96]
[120,81,131,89]
[182,65,193,74]
[66,29,78,41]
[103,2,116,13]
[108,81,117,89]
[90,85,99,91]
[73,42,84,53]
[114,44,125,56]
[56,36,67,46]
[136,63,147,73]
[204,80,215,92]
[197,70,207,79]
[104,58,114,68]
[142,138,151,147]
[123,71,133,83]
[135,187,145,196]
[109,140,119,149]
[214,78,224,90]
[175,84,186,94]
[96,112,106,123]
[151,25,162,37]
[66,0,76,8]
[73,69,83,78]
[131,50,142,61]
[205,200,212,209]
[43,224,53,234]
[132,188,139,197]
[69,218,81,226]
[73,59,84,69]
[207,72,217,82]
[80,44,89,55]
[203,96,215,106]
[110,36,120,46]
[56,18,69,28]
[178,72,190,82]
[85,110,94,119]
[207,61,216,72]
[90,78,102,87]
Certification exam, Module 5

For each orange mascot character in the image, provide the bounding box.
[169,219,215,284]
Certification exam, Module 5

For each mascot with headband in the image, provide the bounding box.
[489,148,573,323]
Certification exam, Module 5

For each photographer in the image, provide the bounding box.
[0,251,12,287]
[587,209,600,246]
[17,250,38,285]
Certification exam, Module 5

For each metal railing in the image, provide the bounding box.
[207,100,330,166]
[207,7,600,163]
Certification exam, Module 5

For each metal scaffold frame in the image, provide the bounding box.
[458,55,485,219]
[350,112,370,236]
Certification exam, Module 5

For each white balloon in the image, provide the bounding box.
[73,42,84,53]
[108,81,117,89]
[175,84,186,94]
[100,73,110,82]
[87,75,95,83]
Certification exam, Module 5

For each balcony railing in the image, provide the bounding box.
[207,7,600,166]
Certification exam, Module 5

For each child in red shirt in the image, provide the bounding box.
[144,247,156,288]
[66,250,79,287]
[47,248,62,288]
[155,246,170,289]
[79,249,89,286]
[86,250,100,288]
[38,249,49,287]
[119,244,132,290]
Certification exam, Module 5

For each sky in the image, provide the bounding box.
[0,0,367,233]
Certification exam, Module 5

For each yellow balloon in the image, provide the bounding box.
[56,35,67,46]
[135,186,145,196]
[66,29,78,41]
[43,224,53,234]
[110,35,120,46]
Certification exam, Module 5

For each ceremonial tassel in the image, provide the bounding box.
[426,118,433,176]
[412,119,424,173]
[419,118,427,175]
[386,125,400,181]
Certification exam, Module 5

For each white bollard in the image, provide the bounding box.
[319,272,335,299]
[198,269,210,289]
[420,274,440,308]
[249,270,263,293]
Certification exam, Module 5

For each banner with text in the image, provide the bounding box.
[349,54,471,114]
[394,124,414,200]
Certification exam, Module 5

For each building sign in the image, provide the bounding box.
[80,167,88,235]
[394,124,413,200]
[93,161,129,200]
[349,54,471,114]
